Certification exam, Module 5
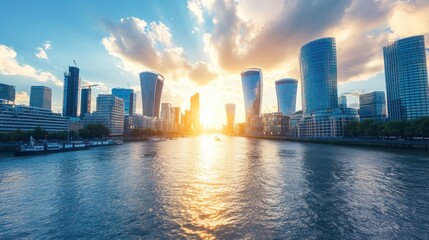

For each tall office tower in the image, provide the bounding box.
[184,110,191,132]
[300,37,338,114]
[139,71,164,118]
[30,86,52,110]
[0,83,16,104]
[359,91,387,121]
[190,93,200,131]
[80,88,91,116]
[241,68,263,123]
[225,103,236,134]
[275,78,298,116]
[161,103,172,122]
[96,94,124,136]
[383,35,429,120]
[338,95,347,108]
[171,107,181,125]
[62,66,80,117]
[112,88,136,116]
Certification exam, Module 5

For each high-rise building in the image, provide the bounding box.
[0,83,15,104]
[338,95,347,108]
[139,71,164,118]
[160,103,172,132]
[225,103,236,135]
[62,66,80,117]
[112,88,136,116]
[83,94,124,136]
[300,37,338,114]
[275,78,298,116]
[80,88,91,116]
[190,93,200,131]
[359,91,387,121]
[241,68,263,123]
[383,35,429,120]
[29,86,51,110]
[171,107,181,132]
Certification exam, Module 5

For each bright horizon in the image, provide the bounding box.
[1,0,429,129]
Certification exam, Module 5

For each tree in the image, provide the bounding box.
[79,124,110,139]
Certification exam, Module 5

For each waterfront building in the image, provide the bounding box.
[0,103,68,132]
[300,37,338,114]
[125,114,145,130]
[80,88,91,117]
[275,78,297,116]
[383,35,429,120]
[184,110,191,132]
[171,107,181,132]
[30,86,52,110]
[289,111,303,137]
[139,71,164,118]
[262,112,289,136]
[190,93,200,131]
[0,83,15,104]
[161,103,172,132]
[241,68,262,123]
[62,66,80,117]
[112,88,136,116]
[83,94,124,136]
[359,91,387,121]
[338,95,347,108]
[225,103,236,135]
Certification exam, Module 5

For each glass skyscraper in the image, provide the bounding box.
[80,88,91,116]
[275,78,297,116]
[0,83,15,103]
[300,37,338,114]
[30,86,52,110]
[112,88,136,116]
[62,66,80,117]
[383,35,429,120]
[359,91,387,121]
[139,71,164,118]
[241,68,263,123]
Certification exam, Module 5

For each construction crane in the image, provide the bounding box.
[73,60,77,68]
[82,84,98,89]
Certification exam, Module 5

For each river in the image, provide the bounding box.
[0,135,428,239]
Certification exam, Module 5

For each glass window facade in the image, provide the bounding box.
[112,88,136,116]
[30,86,52,110]
[300,37,338,114]
[241,68,262,123]
[383,35,429,120]
[139,71,164,118]
[359,91,387,121]
[80,88,91,116]
[275,78,298,116]
[0,83,15,103]
[62,66,80,117]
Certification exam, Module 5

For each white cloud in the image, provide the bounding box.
[0,44,62,86]
[35,40,52,60]
[15,91,29,105]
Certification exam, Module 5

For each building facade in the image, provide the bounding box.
[225,103,236,135]
[112,88,136,116]
[139,71,164,118]
[300,37,338,114]
[241,68,263,123]
[383,35,429,120]
[359,91,387,121]
[29,86,52,110]
[275,78,297,116]
[0,103,68,132]
[262,112,289,136]
[80,88,91,117]
[62,66,80,117]
[0,83,16,104]
[160,103,172,132]
[338,95,347,108]
[190,93,200,131]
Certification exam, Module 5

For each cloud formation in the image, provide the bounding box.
[102,17,217,86]
[15,91,29,105]
[35,41,51,60]
[0,44,62,86]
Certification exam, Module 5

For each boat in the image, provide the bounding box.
[14,136,90,157]
[88,138,123,147]
[215,136,221,141]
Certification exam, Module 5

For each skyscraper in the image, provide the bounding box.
[112,88,136,116]
[80,88,91,116]
[275,78,297,116]
[30,86,52,110]
[383,35,429,120]
[359,91,387,121]
[241,68,263,123]
[190,93,200,131]
[338,95,347,108]
[225,103,236,135]
[139,71,164,118]
[300,37,338,114]
[0,83,15,104]
[62,66,80,117]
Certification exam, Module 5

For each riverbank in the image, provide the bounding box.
[243,135,429,151]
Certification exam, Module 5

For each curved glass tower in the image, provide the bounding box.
[383,35,429,120]
[139,71,164,118]
[300,37,338,114]
[275,78,298,116]
[241,68,263,123]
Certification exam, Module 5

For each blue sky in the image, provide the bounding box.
[0,0,428,127]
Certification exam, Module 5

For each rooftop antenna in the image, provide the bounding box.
[73,60,77,68]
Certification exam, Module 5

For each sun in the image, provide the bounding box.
[200,109,217,129]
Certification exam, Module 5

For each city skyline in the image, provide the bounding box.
[1,1,429,128]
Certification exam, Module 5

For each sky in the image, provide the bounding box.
[1,0,429,128]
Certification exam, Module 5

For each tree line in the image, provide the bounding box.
[345,117,429,138]
[0,124,110,143]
